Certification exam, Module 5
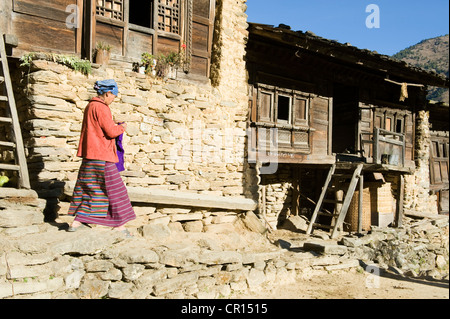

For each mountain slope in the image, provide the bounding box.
[392,34,449,103]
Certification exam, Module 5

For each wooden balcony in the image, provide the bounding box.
[361,128,406,167]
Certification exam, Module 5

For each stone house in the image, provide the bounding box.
[1,1,448,236]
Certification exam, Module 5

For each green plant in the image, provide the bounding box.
[143,43,189,77]
[19,52,36,68]
[141,52,156,74]
[96,41,112,51]
[20,52,92,75]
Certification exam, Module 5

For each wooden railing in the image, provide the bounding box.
[360,128,406,166]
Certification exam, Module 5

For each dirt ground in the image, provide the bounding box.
[234,268,449,299]
[231,228,449,300]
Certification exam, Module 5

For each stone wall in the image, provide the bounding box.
[404,110,438,214]
[13,60,248,194]
[3,0,254,226]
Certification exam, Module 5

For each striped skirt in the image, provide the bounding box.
[68,159,136,227]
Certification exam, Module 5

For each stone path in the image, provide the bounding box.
[1,188,448,299]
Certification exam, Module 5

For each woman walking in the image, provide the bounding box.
[68,79,135,236]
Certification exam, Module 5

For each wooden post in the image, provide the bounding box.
[292,166,300,216]
[373,127,380,164]
[357,174,364,233]
[396,174,405,227]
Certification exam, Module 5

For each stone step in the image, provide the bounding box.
[0,209,44,228]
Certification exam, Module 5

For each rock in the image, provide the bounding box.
[78,278,109,298]
[240,211,267,234]
[183,220,204,232]
[51,231,122,255]
[247,268,265,289]
[108,282,134,299]
[340,236,363,247]
[85,260,115,272]
[436,255,447,270]
[324,259,360,271]
[153,272,199,296]
[140,224,171,240]
[198,251,242,265]
[0,209,43,228]
[303,242,348,255]
[119,247,159,264]
[65,270,85,289]
[122,264,145,282]
[280,215,308,232]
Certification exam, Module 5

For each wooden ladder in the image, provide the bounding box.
[306,163,363,239]
[0,34,30,189]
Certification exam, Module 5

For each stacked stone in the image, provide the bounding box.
[8,57,256,227]
[12,61,248,195]
[0,188,46,237]
[340,216,449,279]
[1,201,363,299]
[260,164,294,228]
[404,110,438,214]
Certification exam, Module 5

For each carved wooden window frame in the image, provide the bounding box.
[96,0,124,21]
[157,0,181,34]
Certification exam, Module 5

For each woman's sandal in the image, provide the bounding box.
[67,223,90,232]
[120,229,133,238]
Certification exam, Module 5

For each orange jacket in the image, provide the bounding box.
[77,97,125,163]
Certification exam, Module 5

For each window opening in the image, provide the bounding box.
[395,118,403,134]
[277,95,291,123]
[129,0,153,28]
[96,0,124,20]
[157,0,180,34]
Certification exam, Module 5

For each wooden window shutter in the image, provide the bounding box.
[258,90,273,123]
[189,0,215,77]
[293,97,308,126]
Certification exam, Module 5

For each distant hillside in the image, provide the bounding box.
[392,34,449,103]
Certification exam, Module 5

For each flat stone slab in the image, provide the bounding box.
[302,242,348,255]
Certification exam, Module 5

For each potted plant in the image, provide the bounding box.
[141,52,157,75]
[95,42,112,65]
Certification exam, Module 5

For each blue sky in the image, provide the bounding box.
[245,0,450,56]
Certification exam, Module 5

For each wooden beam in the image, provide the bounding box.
[65,185,258,211]
[396,175,405,227]
[357,173,364,233]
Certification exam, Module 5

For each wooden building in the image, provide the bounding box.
[428,101,449,214]
[0,0,215,78]
[246,23,449,236]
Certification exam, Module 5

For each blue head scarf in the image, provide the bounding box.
[94,79,119,96]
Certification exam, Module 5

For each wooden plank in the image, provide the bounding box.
[0,141,16,148]
[0,163,21,171]
[306,164,336,234]
[126,29,153,59]
[95,21,124,55]
[12,12,76,53]
[0,117,13,123]
[357,174,364,233]
[64,185,258,211]
[404,209,448,220]
[13,0,74,23]
[396,174,405,227]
